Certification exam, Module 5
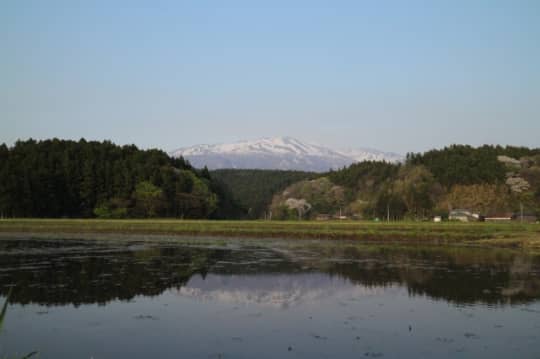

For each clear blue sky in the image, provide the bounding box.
[1,0,539,153]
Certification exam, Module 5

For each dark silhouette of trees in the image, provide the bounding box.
[0,138,239,218]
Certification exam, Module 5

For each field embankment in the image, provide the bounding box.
[0,219,539,249]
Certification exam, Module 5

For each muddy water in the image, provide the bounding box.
[0,236,539,358]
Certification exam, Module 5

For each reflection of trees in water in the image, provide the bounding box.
[0,241,222,306]
[322,246,540,305]
[0,240,539,306]
[0,240,302,306]
[501,256,540,301]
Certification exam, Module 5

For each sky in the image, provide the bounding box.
[1,0,539,154]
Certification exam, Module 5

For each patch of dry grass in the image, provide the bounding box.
[0,219,539,249]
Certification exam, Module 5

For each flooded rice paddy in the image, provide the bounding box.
[0,235,540,358]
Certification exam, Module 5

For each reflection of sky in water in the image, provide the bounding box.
[1,237,540,358]
[178,273,395,308]
[3,277,540,359]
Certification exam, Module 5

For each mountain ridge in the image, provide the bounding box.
[170,137,403,172]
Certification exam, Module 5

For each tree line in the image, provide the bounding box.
[0,139,240,219]
[271,145,540,220]
[2,140,539,220]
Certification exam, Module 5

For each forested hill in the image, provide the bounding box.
[210,169,317,219]
[406,145,540,187]
[2,140,539,221]
[0,139,240,218]
[269,145,540,220]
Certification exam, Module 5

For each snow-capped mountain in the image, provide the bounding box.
[170,137,402,172]
[176,273,386,309]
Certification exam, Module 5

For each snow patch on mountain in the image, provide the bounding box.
[170,137,403,172]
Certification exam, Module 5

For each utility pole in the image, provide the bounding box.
[387,202,390,223]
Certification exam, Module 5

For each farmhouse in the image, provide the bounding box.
[449,209,481,222]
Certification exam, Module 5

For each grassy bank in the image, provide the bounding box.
[0,218,539,249]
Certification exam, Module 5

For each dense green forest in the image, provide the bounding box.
[0,139,240,219]
[210,169,317,219]
[271,145,540,220]
[406,144,540,187]
[2,140,539,221]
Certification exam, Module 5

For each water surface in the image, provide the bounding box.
[1,236,539,358]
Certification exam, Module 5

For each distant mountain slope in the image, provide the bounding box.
[210,169,317,219]
[170,137,402,172]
